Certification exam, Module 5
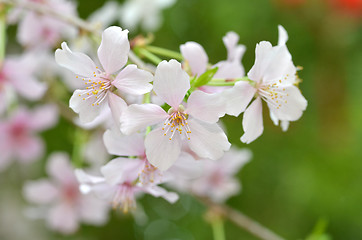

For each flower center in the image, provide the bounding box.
[138,159,161,185]
[112,182,136,213]
[76,67,113,106]
[256,79,289,110]
[162,105,191,141]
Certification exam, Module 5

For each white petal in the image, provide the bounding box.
[23,179,59,204]
[100,157,143,185]
[144,185,179,203]
[278,25,288,46]
[107,92,127,129]
[144,127,182,171]
[220,148,252,175]
[103,129,145,156]
[28,104,58,131]
[187,119,230,160]
[153,60,190,109]
[120,104,169,135]
[97,26,129,74]
[79,195,109,225]
[55,42,97,77]
[11,76,47,100]
[240,97,264,144]
[213,58,245,79]
[180,42,208,76]
[75,169,105,185]
[186,90,226,123]
[281,120,290,132]
[69,89,109,124]
[268,85,307,121]
[223,81,256,116]
[113,64,153,95]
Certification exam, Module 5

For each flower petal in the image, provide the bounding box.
[187,119,230,160]
[223,81,256,116]
[153,60,190,109]
[97,26,129,74]
[11,76,47,100]
[69,89,109,124]
[144,127,182,171]
[15,136,44,164]
[113,64,153,95]
[100,157,143,185]
[28,104,58,131]
[47,203,79,234]
[240,97,264,144]
[278,25,288,46]
[144,185,179,203]
[79,195,109,225]
[46,152,77,185]
[23,179,59,204]
[120,104,169,135]
[103,129,145,156]
[186,90,226,123]
[180,41,208,76]
[107,92,127,129]
[55,42,97,77]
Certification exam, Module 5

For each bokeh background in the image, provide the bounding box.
[1,0,362,239]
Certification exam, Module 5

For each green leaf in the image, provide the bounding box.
[192,67,218,88]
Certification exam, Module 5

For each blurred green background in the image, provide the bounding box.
[2,0,362,239]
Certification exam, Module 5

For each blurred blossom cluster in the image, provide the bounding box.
[0,0,310,238]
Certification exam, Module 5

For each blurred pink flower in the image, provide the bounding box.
[121,60,230,171]
[23,153,109,234]
[0,105,58,171]
[0,54,47,113]
[224,25,307,143]
[8,0,77,48]
[55,26,153,125]
[180,32,246,93]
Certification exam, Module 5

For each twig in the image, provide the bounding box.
[198,196,285,240]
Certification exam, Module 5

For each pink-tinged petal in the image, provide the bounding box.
[270,85,307,121]
[103,130,145,156]
[55,42,97,77]
[220,148,252,175]
[15,136,44,164]
[47,203,79,234]
[144,127,182,171]
[223,81,256,117]
[186,90,226,123]
[240,97,264,144]
[11,75,47,100]
[97,26,129,74]
[107,92,127,129]
[79,195,109,225]
[17,13,44,47]
[113,64,153,95]
[23,179,59,204]
[278,25,288,46]
[28,104,58,131]
[248,41,292,84]
[144,185,179,203]
[120,104,169,135]
[100,157,143,185]
[46,152,77,185]
[213,58,245,79]
[187,119,230,160]
[69,89,109,124]
[180,41,208,76]
[168,151,204,180]
[153,60,190,109]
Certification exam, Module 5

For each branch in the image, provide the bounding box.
[197,196,285,240]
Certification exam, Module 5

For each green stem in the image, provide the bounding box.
[72,128,87,168]
[207,77,250,86]
[143,92,152,135]
[135,47,162,65]
[144,45,183,60]
[211,218,226,240]
[0,4,7,67]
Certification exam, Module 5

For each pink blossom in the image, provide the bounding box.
[224,25,307,143]
[23,153,109,234]
[0,105,58,171]
[55,26,153,125]
[9,0,77,48]
[180,32,246,93]
[0,54,47,113]
[120,60,230,171]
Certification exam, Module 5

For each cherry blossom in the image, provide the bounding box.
[55,26,153,124]
[8,0,77,49]
[23,153,109,234]
[224,25,307,143]
[180,32,246,93]
[0,105,58,171]
[0,53,47,113]
[120,60,230,171]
